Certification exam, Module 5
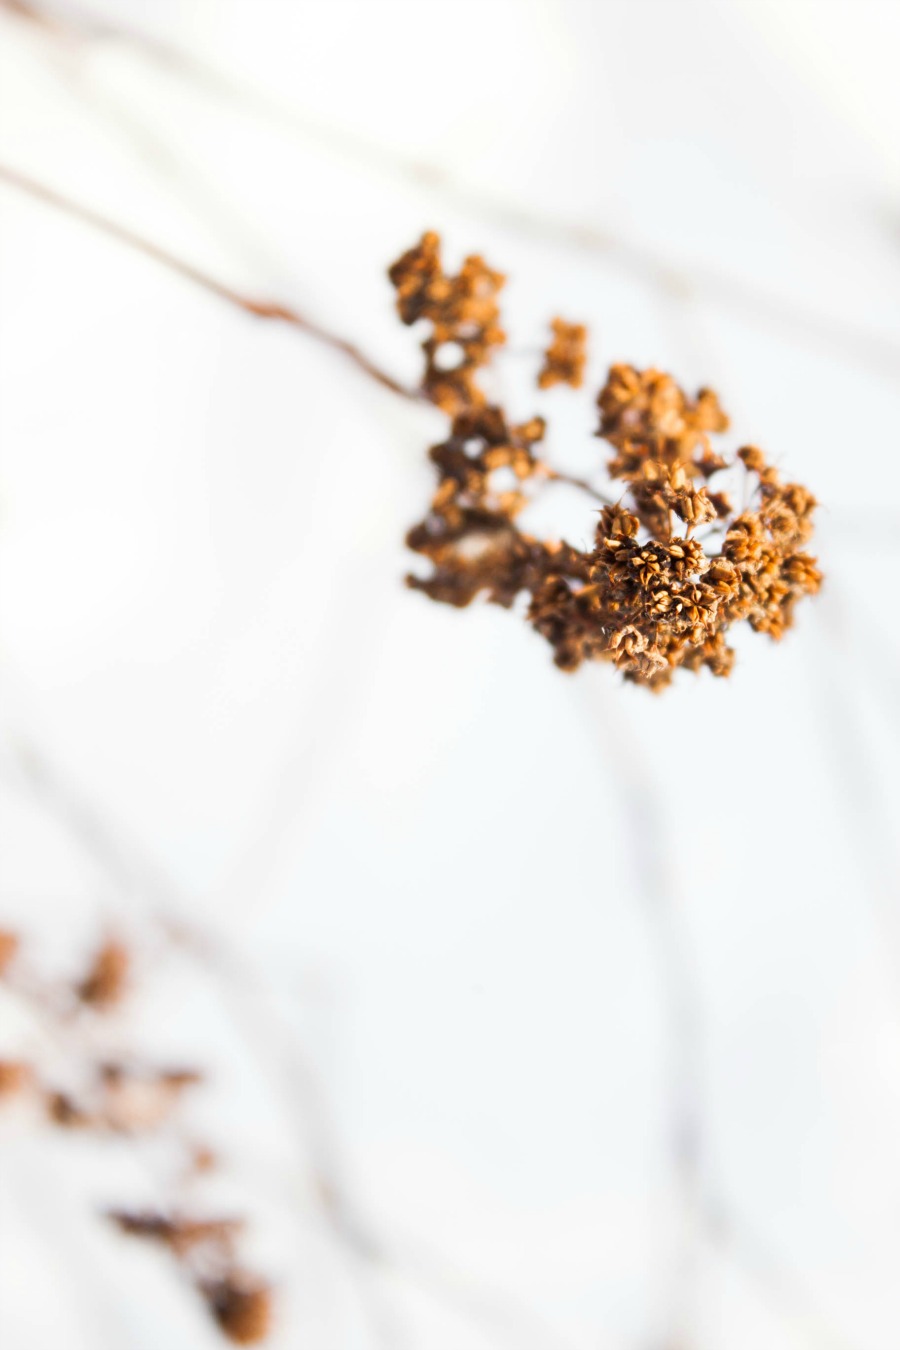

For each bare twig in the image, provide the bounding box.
[3,0,899,382]
[805,604,900,985]
[0,162,418,402]
[0,728,367,1231]
[545,467,615,507]
[703,1199,859,1350]
[586,682,862,1350]
[0,164,629,528]
[587,681,703,1350]
[0,729,576,1350]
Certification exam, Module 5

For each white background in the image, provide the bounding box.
[1,2,899,1347]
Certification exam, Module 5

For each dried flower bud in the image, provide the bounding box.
[388,231,505,413]
[111,1209,271,1341]
[0,929,20,976]
[6,919,273,1346]
[598,363,729,478]
[0,1059,31,1098]
[45,1090,93,1128]
[77,939,129,1010]
[538,318,587,389]
[99,1061,203,1131]
[201,1274,274,1345]
[187,1142,218,1175]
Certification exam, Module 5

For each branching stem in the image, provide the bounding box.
[0,162,418,401]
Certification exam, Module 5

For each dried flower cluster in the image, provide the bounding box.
[391,234,821,689]
[109,1210,273,1345]
[538,318,587,390]
[0,926,273,1343]
[388,229,505,414]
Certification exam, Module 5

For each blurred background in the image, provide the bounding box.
[1,1,899,1347]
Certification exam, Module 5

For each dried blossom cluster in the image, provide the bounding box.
[109,1210,272,1344]
[0,926,273,1344]
[391,233,821,689]
[388,229,505,414]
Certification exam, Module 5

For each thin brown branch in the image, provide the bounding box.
[0,166,629,520]
[0,730,577,1350]
[1,723,856,1350]
[4,0,899,382]
[0,161,418,402]
[584,684,861,1350]
[586,680,703,1348]
[544,467,615,507]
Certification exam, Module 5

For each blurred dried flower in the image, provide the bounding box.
[388,230,505,413]
[187,1142,219,1175]
[538,317,587,389]
[3,924,274,1342]
[111,1209,272,1343]
[76,937,130,1009]
[0,1059,31,1098]
[98,1061,204,1132]
[46,1089,94,1128]
[393,233,821,689]
[108,1208,244,1255]
[0,928,20,975]
[202,1274,274,1345]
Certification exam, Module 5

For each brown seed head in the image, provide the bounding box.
[0,929,20,976]
[395,235,821,688]
[388,231,505,414]
[201,1275,274,1345]
[77,938,130,1010]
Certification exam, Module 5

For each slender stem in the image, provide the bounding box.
[585,681,702,1349]
[0,162,419,402]
[0,164,621,524]
[0,729,574,1350]
[4,0,898,382]
[545,467,614,506]
[703,1200,858,1350]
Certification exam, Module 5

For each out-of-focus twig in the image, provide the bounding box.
[585,683,860,1350]
[3,0,899,382]
[0,162,417,401]
[0,728,373,1245]
[1,703,857,1350]
[806,603,900,986]
[0,163,625,512]
[0,729,576,1350]
[703,1199,859,1350]
[587,681,703,1350]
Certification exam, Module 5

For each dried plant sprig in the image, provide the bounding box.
[1,932,198,1130]
[393,233,822,690]
[0,926,275,1343]
[0,164,415,400]
[109,1208,273,1345]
